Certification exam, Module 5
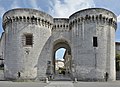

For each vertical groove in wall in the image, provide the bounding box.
[82,21,84,41]
[106,26,110,74]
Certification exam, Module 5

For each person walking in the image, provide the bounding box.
[104,72,109,82]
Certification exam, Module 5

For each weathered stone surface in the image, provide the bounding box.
[1,8,117,81]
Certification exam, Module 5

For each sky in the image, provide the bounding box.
[55,48,66,60]
[0,0,120,59]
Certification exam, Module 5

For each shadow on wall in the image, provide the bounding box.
[116,71,120,80]
[37,36,52,80]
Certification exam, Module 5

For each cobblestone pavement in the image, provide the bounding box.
[0,81,120,87]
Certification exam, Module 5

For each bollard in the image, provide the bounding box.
[74,78,77,83]
[45,77,49,83]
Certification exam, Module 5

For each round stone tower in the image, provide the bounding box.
[2,8,53,80]
[69,8,117,81]
[2,8,117,81]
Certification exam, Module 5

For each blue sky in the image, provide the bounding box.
[0,0,120,59]
[55,48,66,60]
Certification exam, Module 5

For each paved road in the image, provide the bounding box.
[53,74,72,81]
[0,81,120,87]
[45,81,74,87]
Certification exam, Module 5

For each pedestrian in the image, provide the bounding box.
[104,72,109,82]
[18,72,21,78]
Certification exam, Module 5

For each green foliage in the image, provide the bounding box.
[58,67,66,74]
[116,54,120,62]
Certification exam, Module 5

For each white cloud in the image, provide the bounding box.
[11,0,20,9]
[49,0,95,18]
[30,0,41,10]
[0,6,6,19]
[117,15,120,22]
[0,6,5,36]
[10,0,41,11]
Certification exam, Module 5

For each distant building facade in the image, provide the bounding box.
[55,60,64,70]
[116,42,120,71]
[116,42,120,55]
[0,8,117,81]
[116,42,120,79]
[63,50,72,74]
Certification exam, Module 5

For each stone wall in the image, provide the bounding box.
[37,18,71,80]
[1,8,117,81]
[2,8,53,80]
[0,32,5,64]
[69,8,117,81]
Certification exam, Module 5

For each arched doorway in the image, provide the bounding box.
[52,40,72,80]
[55,48,66,74]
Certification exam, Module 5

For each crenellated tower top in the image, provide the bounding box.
[2,8,53,30]
[69,8,117,29]
[52,18,69,31]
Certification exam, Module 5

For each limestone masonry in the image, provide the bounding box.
[1,8,117,81]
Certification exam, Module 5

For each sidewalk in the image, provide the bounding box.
[0,81,120,87]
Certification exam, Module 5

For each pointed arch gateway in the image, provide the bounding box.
[52,39,72,80]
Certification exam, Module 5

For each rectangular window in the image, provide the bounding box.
[25,34,33,46]
[93,37,98,47]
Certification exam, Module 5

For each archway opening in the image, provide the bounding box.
[52,41,72,80]
[55,48,66,75]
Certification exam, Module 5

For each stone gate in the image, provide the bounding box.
[2,8,117,81]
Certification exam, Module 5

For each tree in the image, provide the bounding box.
[116,54,120,71]
[116,54,120,61]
